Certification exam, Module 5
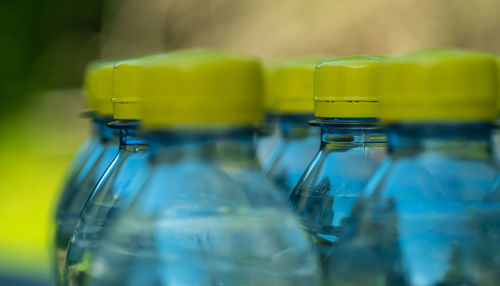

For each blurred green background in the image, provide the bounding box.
[1,0,500,284]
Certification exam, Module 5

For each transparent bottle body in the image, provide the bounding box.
[88,129,321,286]
[265,114,321,195]
[492,118,500,166]
[54,117,120,284]
[289,118,386,280]
[65,124,149,286]
[52,118,100,283]
[325,123,500,286]
[257,112,281,169]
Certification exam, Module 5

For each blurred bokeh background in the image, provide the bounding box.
[1,0,500,284]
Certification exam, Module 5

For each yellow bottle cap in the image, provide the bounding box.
[270,57,330,114]
[84,60,115,116]
[314,55,383,118]
[497,57,500,114]
[381,49,498,123]
[112,57,154,120]
[141,49,264,129]
[262,61,279,113]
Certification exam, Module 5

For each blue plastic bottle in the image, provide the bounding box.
[64,58,149,285]
[256,62,280,167]
[53,61,119,284]
[53,62,119,284]
[326,50,500,286]
[263,58,328,195]
[88,50,321,286]
[289,56,387,281]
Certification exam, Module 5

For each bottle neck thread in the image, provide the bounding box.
[93,116,119,143]
[108,119,148,148]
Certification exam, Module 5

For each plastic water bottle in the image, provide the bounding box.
[289,55,387,281]
[53,61,119,284]
[87,50,321,286]
[263,58,329,195]
[326,50,500,286]
[64,58,149,285]
[256,62,280,170]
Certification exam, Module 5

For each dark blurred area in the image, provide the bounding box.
[0,1,103,284]
[0,0,101,112]
[0,0,499,284]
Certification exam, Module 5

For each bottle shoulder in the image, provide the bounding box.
[55,138,102,215]
[328,155,500,286]
[132,158,288,215]
[88,159,320,285]
[292,146,386,199]
[56,144,120,221]
[79,151,150,219]
[365,154,500,202]
[267,136,320,175]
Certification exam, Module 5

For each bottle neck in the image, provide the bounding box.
[262,111,279,126]
[93,116,119,143]
[108,120,148,150]
[313,117,386,150]
[258,111,279,137]
[147,128,257,165]
[279,113,317,139]
[387,122,493,160]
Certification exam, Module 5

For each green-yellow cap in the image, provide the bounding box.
[314,55,383,118]
[262,61,278,113]
[381,49,498,123]
[112,56,157,120]
[84,60,115,116]
[270,57,330,114]
[497,57,500,113]
[141,49,264,129]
